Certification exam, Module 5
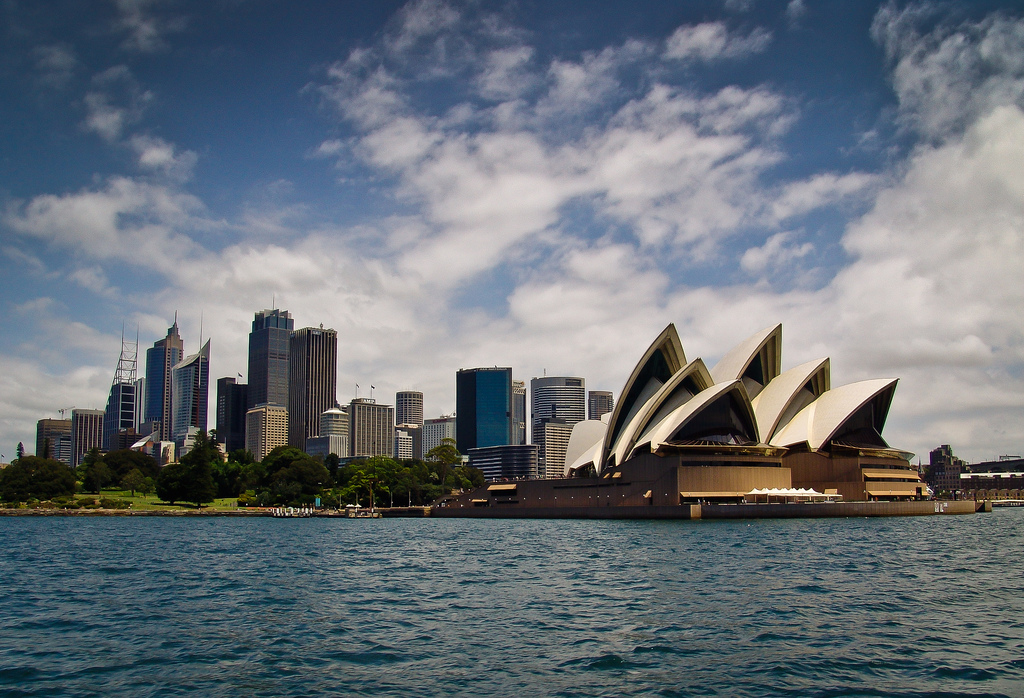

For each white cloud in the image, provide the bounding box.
[82,66,151,142]
[770,171,878,222]
[114,0,187,53]
[130,135,198,181]
[739,231,813,273]
[664,22,771,63]
[873,5,1024,141]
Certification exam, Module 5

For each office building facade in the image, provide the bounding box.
[588,390,614,421]
[246,403,288,462]
[216,377,249,453]
[531,376,586,478]
[36,418,72,466]
[248,308,293,410]
[144,319,184,441]
[423,416,456,455]
[71,409,104,468]
[288,326,337,451]
[396,390,424,427]
[349,398,394,458]
[467,444,540,481]
[102,331,138,451]
[512,380,526,445]
[171,340,210,446]
[455,367,513,454]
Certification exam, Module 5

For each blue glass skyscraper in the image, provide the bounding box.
[248,308,293,410]
[455,367,513,454]
[145,319,183,441]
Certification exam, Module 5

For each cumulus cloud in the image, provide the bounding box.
[664,22,772,62]
[130,135,198,181]
[873,4,1024,141]
[82,66,152,142]
[770,171,878,222]
[740,231,813,273]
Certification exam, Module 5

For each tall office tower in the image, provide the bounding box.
[512,380,526,445]
[395,390,424,427]
[306,406,350,459]
[349,398,394,458]
[588,390,614,421]
[171,340,210,446]
[247,308,293,410]
[103,331,138,450]
[530,376,586,477]
[245,403,288,462]
[70,409,104,468]
[145,319,184,441]
[455,367,513,454]
[288,327,337,451]
[216,377,249,453]
[423,415,456,455]
[36,418,72,465]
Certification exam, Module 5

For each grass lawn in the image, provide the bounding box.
[89,490,241,511]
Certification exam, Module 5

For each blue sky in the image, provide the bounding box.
[1,0,1022,463]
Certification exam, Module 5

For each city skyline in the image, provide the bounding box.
[2,1,1023,464]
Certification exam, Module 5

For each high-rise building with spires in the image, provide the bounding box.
[512,380,526,445]
[103,330,138,450]
[247,308,293,410]
[171,340,210,446]
[288,326,337,451]
[145,318,184,441]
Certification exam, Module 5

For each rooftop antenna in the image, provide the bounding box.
[199,311,204,351]
[272,293,275,310]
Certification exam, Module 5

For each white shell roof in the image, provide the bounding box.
[750,357,830,442]
[608,358,714,468]
[709,324,781,385]
[633,379,758,457]
[564,420,609,477]
[601,324,686,468]
[769,378,898,450]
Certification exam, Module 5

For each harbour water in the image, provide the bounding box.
[1,509,1022,697]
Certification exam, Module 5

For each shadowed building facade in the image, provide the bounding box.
[248,308,293,411]
[288,327,337,451]
[216,377,249,453]
[171,340,210,447]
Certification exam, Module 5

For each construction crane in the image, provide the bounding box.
[58,407,76,418]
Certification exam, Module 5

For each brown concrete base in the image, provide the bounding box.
[431,500,982,519]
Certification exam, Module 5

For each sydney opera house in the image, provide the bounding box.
[438,323,930,517]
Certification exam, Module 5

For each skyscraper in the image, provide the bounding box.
[71,408,104,468]
[531,376,586,478]
[395,390,424,427]
[305,406,349,459]
[103,331,138,450]
[288,326,337,451]
[455,367,513,454]
[171,340,210,446]
[216,377,248,453]
[512,380,526,445]
[247,308,293,410]
[588,390,614,421]
[349,398,394,458]
[36,418,71,466]
[145,319,184,441]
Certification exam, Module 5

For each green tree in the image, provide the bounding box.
[121,468,146,496]
[0,456,76,502]
[261,446,331,505]
[140,476,156,497]
[177,430,218,508]
[156,461,188,505]
[104,449,160,481]
[16,442,25,460]
[77,448,114,493]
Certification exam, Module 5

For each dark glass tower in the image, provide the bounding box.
[216,377,248,453]
[455,367,513,454]
[248,309,294,410]
[145,319,184,441]
[288,326,337,451]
